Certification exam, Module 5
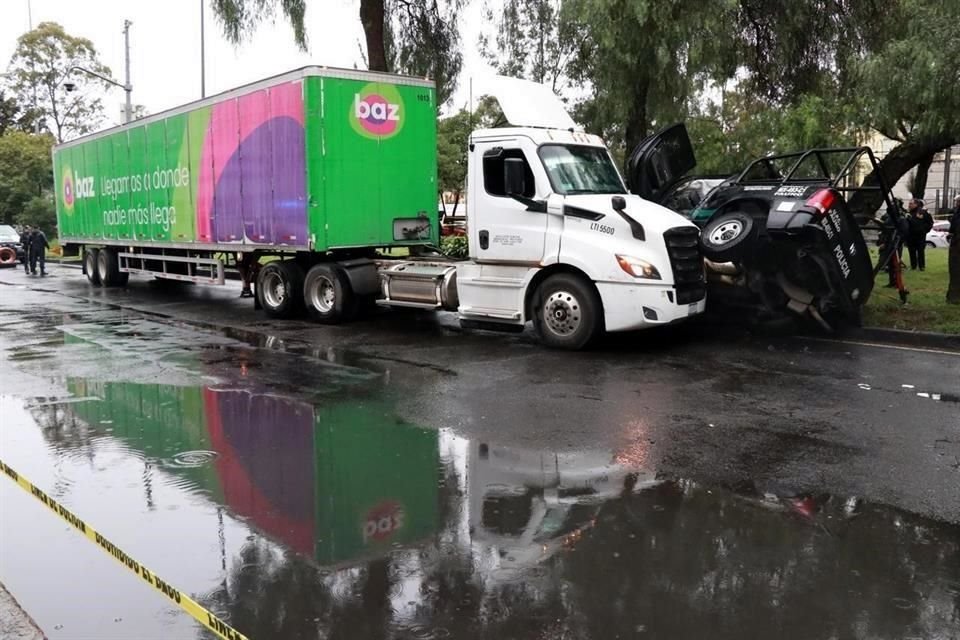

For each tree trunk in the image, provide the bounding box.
[849,135,959,219]
[623,78,650,168]
[360,0,389,72]
[909,152,935,200]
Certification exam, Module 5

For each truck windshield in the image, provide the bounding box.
[538,144,626,195]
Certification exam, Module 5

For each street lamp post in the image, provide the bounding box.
[64,20,133,124]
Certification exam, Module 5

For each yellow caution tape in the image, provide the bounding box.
[0,458,250,640]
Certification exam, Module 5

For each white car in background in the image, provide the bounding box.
[927,221,951,249]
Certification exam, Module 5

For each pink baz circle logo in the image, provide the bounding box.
[62,169,75,210]
[350,84,404,139]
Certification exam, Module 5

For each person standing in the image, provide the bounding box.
[947,194,960,304]
[905,198,934,271]
[29,227,50,276]
[19,226,33,274]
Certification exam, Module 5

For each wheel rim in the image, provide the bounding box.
[262,272,287,308]
[97,254,108,280]
[709,220,743,245]
[543,290,582,337]
[86,253,95,275]
[307,275,335,313]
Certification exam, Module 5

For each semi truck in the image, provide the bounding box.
[53,67,705,349]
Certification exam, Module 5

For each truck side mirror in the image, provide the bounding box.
[504,158,526,196]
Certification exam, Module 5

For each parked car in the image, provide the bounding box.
[0,224,24,268]
[927,221,950,248]
[627,124,902,330]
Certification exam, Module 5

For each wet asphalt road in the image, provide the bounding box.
[0,264,958,640]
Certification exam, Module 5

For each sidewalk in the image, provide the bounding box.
[0,581,45,640]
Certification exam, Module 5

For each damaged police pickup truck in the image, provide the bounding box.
[626,124,905,331]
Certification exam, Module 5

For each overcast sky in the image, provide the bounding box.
[1,0,492,126]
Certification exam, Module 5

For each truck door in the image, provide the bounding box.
[626,123,697,204]
[470,142,548,264]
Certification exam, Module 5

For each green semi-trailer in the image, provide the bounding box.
[55,67,706,349]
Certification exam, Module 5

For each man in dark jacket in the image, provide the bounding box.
[948,195,960,304]
[29,228,49,276]
[905,198,934,271]
[19,226,33,274]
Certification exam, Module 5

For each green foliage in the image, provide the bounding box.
[7,22,112,143]
[479,0,582,93]
[437,98,502,213]
[211,0,308,50]
[0,131,54,228]
[566,0,739,156]
[864,249,960,334]
[388,0,464,106]
[440,234,468,258]
[16,195,57,237]
[0,90,41,136]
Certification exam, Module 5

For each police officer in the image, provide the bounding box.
[29,227,50,276]
[948,194,960,304]
[19,226,33,274]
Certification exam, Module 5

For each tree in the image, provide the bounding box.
[566,0,738,159]
[211,0,308,50]
[7,22,113,142]
[0,90,42,135]
[0,131,54,230]
[388,0,464,106]
[479,0,582,94]
[437,97,502,215]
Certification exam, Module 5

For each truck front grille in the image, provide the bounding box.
[664,227,706,305]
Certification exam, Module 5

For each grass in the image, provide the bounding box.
[863,248,960,334]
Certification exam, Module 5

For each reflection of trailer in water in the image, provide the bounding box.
[65,378,439,566]
[466,441,657,573]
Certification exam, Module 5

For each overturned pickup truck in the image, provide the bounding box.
[627,124,901,331]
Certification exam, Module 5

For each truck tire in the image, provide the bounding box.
[96,248,128,287]
[84,248,102,286]
[700,211,756,263]
[532,273,602,350]
[303,263,355,324]
[257,261,304,319]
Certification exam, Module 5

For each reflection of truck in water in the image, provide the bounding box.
[466,441,657,572]
[54,68,704,349]
[65,378,439,565]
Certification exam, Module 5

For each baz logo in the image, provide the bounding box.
[61,166,75,211]
[350,83,404,139]
[74,173,96,198]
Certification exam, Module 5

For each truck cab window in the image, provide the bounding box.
[484,149,536,198]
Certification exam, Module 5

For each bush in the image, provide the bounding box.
[440,235,468,259]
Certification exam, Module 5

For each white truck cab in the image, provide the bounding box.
[380,77,705,349]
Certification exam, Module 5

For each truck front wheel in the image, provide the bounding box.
[532,274,602,350]
[257,261,304,319]
[303,263,354,324]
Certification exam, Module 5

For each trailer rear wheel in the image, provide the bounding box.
[304,263,354,324]
[84,248,102,286]
[97,248,128,287]
[257,261,304,319]
[532,273,602,350]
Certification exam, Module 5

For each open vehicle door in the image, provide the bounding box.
[626,123,697,204]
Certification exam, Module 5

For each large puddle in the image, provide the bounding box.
[0,295,958,639]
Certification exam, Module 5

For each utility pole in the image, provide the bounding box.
[942,146,952,212]
[123,20,133,123]
[200,0,206,98]
[28,0,39,134]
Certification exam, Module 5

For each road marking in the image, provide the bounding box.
[0,458,250,640]
[802,337,960,357]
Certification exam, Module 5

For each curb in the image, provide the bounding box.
[851,326,960,351]
[0,581,45,640]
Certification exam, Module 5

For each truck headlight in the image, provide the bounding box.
[616,255,661,280]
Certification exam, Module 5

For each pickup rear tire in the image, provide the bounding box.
[256,261,304,319]
[700,211,756,263]
[303,263,355,324]
[532,274,602,350]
